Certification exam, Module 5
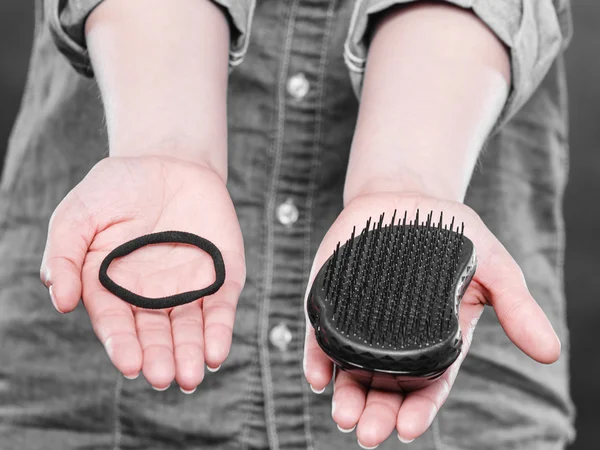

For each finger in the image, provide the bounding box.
[171,301,205,393]
[135,309,175,390]
[303,325,334,392]
[332,369,367,433]
[475,230,561,363]
[396,380,446,444]
[396,298,483,442]
[356,389,403,449]
[84,287,143,378]
[203,250,245,370]
[40,196,96,313]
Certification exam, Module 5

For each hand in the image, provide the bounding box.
[40,156,245,392]
[303,192,560,447]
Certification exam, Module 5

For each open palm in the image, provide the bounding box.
[304,193,560,447]
[40,156,245,392]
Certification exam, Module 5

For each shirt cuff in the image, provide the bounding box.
[45,0,255,77]
[344,0,573,129]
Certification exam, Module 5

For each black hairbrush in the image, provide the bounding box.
[307,210,477,391]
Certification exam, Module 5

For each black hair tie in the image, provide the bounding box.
[99,231,225,309]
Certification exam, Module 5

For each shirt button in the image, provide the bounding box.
[287,73,310,100]
[269,322,293,352]
[276,198,299,227]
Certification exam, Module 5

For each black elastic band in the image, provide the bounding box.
[99,231,225,309]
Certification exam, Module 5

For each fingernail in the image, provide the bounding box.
[337,424,355,433]
[206,365,221,373]
[49,285,64,314]
[310,384,326,394]
[180,386,197,395]
[358,440,378,449]
[123,372,139,380]
[152,383,171,392]
[398,434,414,443]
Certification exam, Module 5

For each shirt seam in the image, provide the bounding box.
[259,1,301,449]
[300,2,338,449]
[237,353,261,449]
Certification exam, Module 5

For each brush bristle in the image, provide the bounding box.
[322,210,465,350]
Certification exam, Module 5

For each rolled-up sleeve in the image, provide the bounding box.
[344,0,573,126]
[45,0,255,77]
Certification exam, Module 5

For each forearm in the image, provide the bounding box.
[85,0,230,180]
[344,3,510,205]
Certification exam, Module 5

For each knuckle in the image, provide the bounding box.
[102,330,137,347]
[175,342,204,360]
[367,399,399,417]
[412,391,440,417]
[499,297,527,323]
[137,313,171,331]
[204,321,233,336]
[172,321,204,341]
[173,313,203,328]
[141,342,173,354]
[93,309,134,339]
[203,299,236,317]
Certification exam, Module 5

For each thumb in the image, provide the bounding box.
[40,194,96,313]
[476,228,561,364]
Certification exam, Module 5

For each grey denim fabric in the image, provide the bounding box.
[0,1,575,449]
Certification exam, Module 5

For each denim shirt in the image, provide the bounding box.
[0,1,575,449]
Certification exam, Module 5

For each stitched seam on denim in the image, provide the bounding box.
[238,353,261,450]
[259,1,301,449]
[112,374,123,450]
[300,1,337,449]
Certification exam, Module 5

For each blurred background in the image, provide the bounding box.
[0,2,598,449]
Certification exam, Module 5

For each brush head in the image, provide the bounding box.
[307,210,476,388]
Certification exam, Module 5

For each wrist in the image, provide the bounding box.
[343,170,463,208]
[110,136,228,183]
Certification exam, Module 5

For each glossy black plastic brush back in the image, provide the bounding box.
[307,226,477,391]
